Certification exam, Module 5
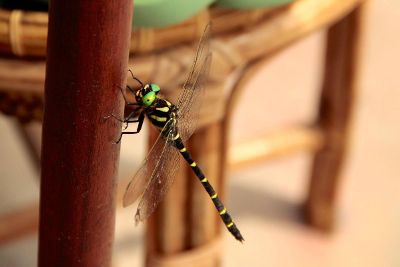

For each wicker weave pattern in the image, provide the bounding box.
[0,7,275,57]
[0,91,42,122]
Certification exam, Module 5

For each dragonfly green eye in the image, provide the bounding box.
[151,84,160,93]
[142,91,156,106]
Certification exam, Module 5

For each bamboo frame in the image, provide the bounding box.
[0,0,367,265]
[305,2,366,230]
[229,126,324,171]
[145,1,366,265]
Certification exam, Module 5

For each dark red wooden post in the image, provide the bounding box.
[38,1,133,266]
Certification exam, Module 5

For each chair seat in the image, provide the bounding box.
[0,0,365,123]
[134,0,293,27]
[0,0,294,27]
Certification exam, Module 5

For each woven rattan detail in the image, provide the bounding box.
[9,10,24,56]
[0,91,43,122]
[148,237,222,267]
[195,9,211,39]
[212,40,244,68]
[134,28,155,53]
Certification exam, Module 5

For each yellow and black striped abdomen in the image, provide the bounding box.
[173,135,244,242]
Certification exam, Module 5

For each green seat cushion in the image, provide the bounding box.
[0,0,294,28]
[136,0,294,27]
[134,0,216,28]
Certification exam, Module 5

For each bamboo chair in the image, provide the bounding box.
[0,0,367,266]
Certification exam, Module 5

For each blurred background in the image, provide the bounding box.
[0,0,399,266]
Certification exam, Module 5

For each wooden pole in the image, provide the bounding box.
[38,1,133,266]
[305,3,365,230]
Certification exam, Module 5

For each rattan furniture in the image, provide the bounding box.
[0,0,367,266]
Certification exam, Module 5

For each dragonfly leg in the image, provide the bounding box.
[104,105,141,124]
[128,69,144,88]
[103,113,123,122]
[114,112,145,144]
[126,85,136,96]
[117,85,140,106]
[122,109,143,129]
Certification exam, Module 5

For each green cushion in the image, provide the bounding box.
[134,0,216,28]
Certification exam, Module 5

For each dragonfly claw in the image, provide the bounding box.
[113,135,122,144]
[104,113,124,123]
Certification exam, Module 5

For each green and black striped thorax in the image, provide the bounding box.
[135,83,178,134]
[147,99,177,131]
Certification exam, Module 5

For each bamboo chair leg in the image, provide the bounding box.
[305,3,366,230]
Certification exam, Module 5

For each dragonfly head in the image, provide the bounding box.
[135,83,161,106]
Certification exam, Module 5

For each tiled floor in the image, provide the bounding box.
[1,0,399,266]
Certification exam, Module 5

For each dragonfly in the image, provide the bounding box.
[111,24,244,242]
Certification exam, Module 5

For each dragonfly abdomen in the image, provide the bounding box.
[173,136,244,242]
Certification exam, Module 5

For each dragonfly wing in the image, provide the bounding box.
[134,129,182,223]
[122,130,169,207]
[177,23,212,141]
[178,53,212,141]
[124,24,212,222]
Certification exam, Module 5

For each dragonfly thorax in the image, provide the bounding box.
[146,98,178,131]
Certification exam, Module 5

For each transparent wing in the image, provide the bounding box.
[122,130,168,207]
[178,54,212,141]
[123,23,212,223]
[122,120,182,223]
[123,119,175,206]
[177,23,212,141]
[134,129,182,223]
